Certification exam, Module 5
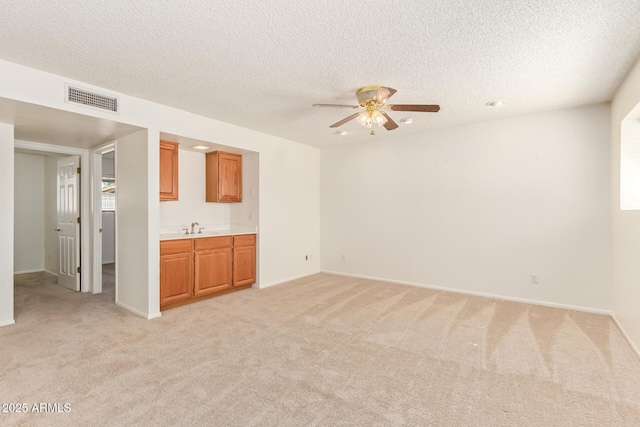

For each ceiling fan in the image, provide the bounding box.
[313,86,440,134]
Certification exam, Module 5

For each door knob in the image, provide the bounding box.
[55,228,61,232]
[99,228,103,233]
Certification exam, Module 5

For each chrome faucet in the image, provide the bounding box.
[190,222,199,234]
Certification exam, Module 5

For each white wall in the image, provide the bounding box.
[101,211,115,263]
[14,153,45,273]
[44,156,61,274]
[259,144,320,286]
[321,103,611,311]
[102,151,114,178]
[230,151,259,228]
[0,124,15,326]
[159,149,230,232]
[611,55,640,355]
[116,129,160,319]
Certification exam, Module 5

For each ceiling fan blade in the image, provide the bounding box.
[388,104,440,112]
[329,113,360,128]
[381,112,399,130]
[374,87,397,104]
[313,103,359,108]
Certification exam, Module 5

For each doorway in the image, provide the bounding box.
[14,140,92,292]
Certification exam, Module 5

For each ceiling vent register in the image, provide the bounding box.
[66,85,119,113]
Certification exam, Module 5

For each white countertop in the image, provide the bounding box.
[160,226,257,241]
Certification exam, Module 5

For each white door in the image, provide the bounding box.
[57,156,80,291]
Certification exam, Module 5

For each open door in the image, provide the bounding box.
[57,156,80,291]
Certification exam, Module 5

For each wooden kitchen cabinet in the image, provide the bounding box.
[159,140,179,201]
[160,239,193,307]
[160,234,256,311]
[206,151,242,202]
[194,236,232,297]
[233,234,256,287]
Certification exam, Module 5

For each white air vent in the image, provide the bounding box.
[65,84,119,113]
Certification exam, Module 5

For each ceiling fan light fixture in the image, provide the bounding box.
[356,111,373,128]
[371,109,388,126]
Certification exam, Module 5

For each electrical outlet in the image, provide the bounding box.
[305,255,309,261]
[530,274,539,285]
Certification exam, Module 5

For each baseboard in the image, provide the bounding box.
[14,269,58,277]
[115,301,161,320]
[147,311,162,320]
[257,270,322,289]
[0,319,16,327]
[13,268,45,275]
[321,270,612,316]
[611,314,640,360]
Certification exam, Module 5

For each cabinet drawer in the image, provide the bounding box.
[160,239,193,256]
[233,234,256,247]
[195,236,232,251]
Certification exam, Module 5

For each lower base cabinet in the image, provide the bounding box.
[233,235,256,287]
[194,236,232,297]
[160,239,193,307]
[160,234,256,310]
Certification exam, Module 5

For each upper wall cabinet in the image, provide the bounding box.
[206,151,242,203]
[159,140,179,201]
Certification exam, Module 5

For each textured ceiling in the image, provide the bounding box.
[1,0,640,147]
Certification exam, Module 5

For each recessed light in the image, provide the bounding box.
[335,130,347,136]
[399,117,413,124]
[190,145,209,150]
[486,100,504,107]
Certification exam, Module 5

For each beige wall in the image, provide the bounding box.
[14,153,45,273]
[0,124,15,326]
[321,103,612,312]
[611,55,640,355]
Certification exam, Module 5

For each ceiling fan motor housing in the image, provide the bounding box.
[357,86,382,105]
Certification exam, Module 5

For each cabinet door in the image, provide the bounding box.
[194,248,232,297]
[218,153,242,202]
[159,140,179,201]
[160,252,192,306]
[206,151,242,203]
[233,244,256,287]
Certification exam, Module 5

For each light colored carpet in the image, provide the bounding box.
[2,271,640,426]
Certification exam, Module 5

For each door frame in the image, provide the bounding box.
[14,140,93,292]
[91,141,116,295]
